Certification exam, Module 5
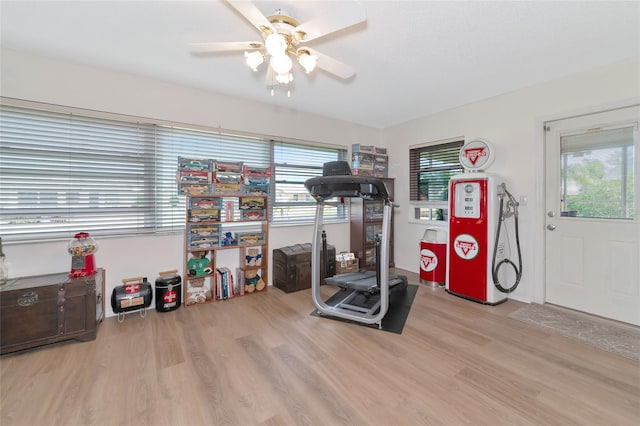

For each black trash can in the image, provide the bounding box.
[155,269,182,312]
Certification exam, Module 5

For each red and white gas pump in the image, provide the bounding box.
[446,139,522,305]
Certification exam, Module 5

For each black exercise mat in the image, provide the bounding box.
[310,284,418,334]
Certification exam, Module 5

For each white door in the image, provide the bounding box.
[545,105,640,326]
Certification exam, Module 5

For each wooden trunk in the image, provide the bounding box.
[1,269,104,355]
[273,243,335,293]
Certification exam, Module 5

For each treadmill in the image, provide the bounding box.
[305,161,408,328]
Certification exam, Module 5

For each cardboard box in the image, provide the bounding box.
[352,152,374,169]
[352,144,376,154]
[351,168,374,177]
[178,157,214,172]
[336,252,359,274]
[179,183,212,196]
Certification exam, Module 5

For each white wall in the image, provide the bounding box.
[0,48,374,316]
[384,56,640,304]
[3,48,639,314]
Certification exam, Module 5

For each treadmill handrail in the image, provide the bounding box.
[304,175,390,202]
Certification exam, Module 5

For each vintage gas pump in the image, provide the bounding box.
[446,139,522,304]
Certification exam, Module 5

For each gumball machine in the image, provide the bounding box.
[68,232,98,277]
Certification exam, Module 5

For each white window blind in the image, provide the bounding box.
[0,105,159,240]
[1,102,346,241]
[272,141,348,224]
[409,140,464,201]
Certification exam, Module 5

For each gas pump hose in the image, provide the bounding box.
[492,197,523,293]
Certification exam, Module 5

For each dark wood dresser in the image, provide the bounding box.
[350,178,395,270]
[1,269,104,355]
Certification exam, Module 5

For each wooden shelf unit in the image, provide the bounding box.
[349,178,395,270]
[184,194,269,306]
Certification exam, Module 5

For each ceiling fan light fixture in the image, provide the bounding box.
[245,51,264,71]
[265,33,287,56]
[270,53,293,75]
[275,72,293,84]
[297,50,317,74]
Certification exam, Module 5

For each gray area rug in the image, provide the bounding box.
[508,303,640,361]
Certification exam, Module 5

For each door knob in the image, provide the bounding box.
[547,224,556,231]
[547,211,555,217]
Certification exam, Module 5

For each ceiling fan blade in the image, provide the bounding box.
[225,0,275,35]
[188,41,263,53]
[292,0,366,43]
[305,48,355,80]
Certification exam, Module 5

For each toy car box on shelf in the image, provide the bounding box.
[216,173,242,184]
[241,209,266,221]
[179,183,212,196]
[189,198,221,210]
[234,232,265,245]
[188,208,221,222]
[215,161,243,174]
[178,157,214,172]
[178,171,211,183]
[351,144,376,154]
[239,197,266,210]
[189,224,220,238]
[242,183,269,196]
[214,182,241,194]
[351,152,375,170]
[111,276,153,321]
[189,235,220,249]
[351,168,374,177]
[243,165,272,177]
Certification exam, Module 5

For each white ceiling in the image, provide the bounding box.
[1,1,639,129]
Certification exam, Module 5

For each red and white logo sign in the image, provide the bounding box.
[125,284,140,293]
[453,234,479,260]
[459,139,494,171]
[163,290,176,303]
[420,248,438,272]
[462,147,486,166]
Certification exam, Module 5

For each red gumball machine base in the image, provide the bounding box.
[69,254,97,278]
[68,232,98,278]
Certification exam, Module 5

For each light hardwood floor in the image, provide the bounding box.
[1,269,639,426]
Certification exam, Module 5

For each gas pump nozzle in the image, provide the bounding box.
[498,183,519,219]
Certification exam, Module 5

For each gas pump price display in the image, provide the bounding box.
[454,182,481,218]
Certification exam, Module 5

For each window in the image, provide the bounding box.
[272,141,348,225]
[560,126,635,219]
[155,126,270,230]
[0,102,346,241]
[409,139,464,221]
[0,105,161,241]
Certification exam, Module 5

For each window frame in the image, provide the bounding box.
[409,138,464,223]
[271,140,348,226]
[560,125,636,220]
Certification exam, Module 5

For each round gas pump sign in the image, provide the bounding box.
[453,234,479,260]
[459,138,495,171]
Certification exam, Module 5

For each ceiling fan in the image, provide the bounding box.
[188,0,366,89]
